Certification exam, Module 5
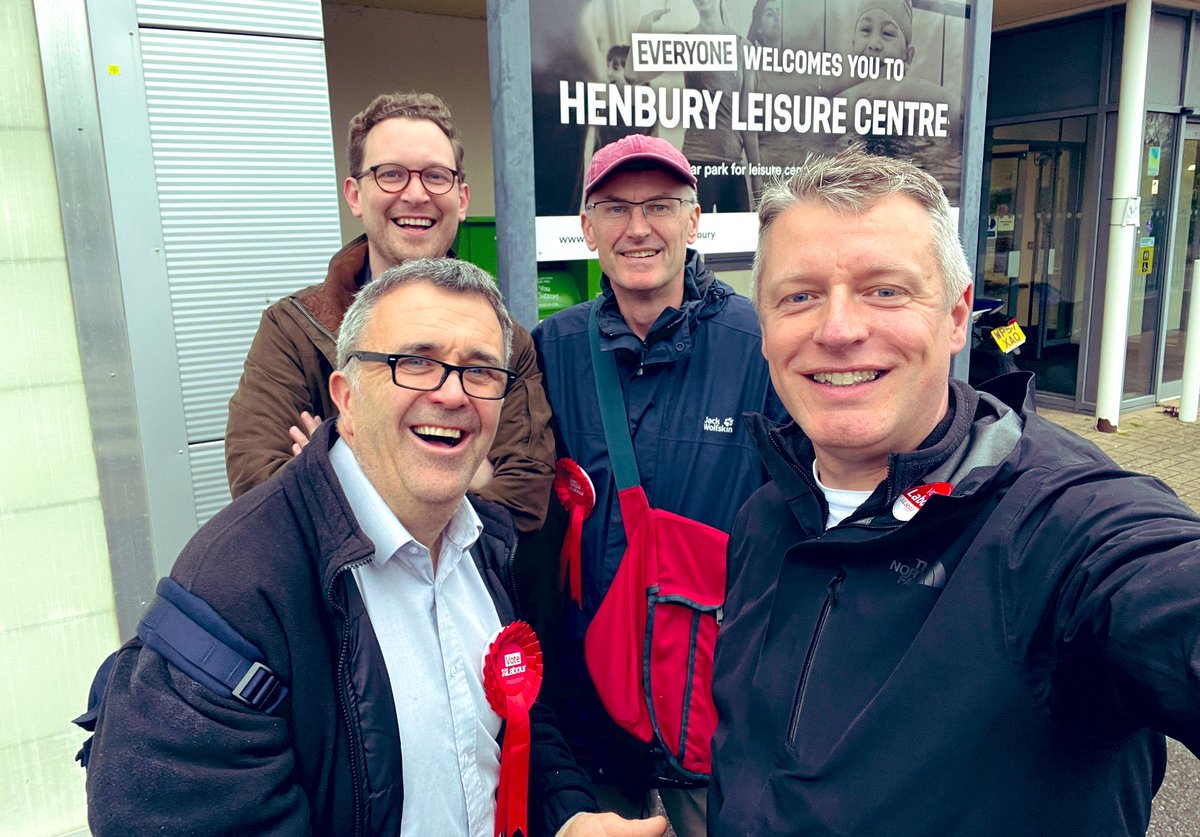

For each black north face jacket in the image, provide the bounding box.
[710,374,1200,836]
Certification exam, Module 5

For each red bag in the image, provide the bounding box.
[575,303,727,781]
[584,485,727,781]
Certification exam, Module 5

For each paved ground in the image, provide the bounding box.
[1040,403,1200,835]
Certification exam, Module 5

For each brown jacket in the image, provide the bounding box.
[224,235,555,532]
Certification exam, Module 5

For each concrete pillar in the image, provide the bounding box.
[1179,260,1200,421]
[1094,0,1152,432]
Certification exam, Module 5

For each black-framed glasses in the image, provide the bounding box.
[346,352,516,400]
[585,197,695,226]
[355,163,460,195]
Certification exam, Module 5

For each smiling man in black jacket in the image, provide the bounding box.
[710,147,1200,835]
[85,258,665,837]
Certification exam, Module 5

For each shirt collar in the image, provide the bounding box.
[329,437,482,565]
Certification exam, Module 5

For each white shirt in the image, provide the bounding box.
[330,439,502,837]
[813,460,874,529]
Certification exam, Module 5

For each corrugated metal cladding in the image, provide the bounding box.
[136,0,324,38]
[139,28,343,524]
[190,441,233,523]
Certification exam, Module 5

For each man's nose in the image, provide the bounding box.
[428,369,470,408]
[397,174,432,202]
[813,293,869,347]
[625,205,653,236]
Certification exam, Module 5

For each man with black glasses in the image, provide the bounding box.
[86,257,667,837]
[225,91,555,536]
[532,135,783,836]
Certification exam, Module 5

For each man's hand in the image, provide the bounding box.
[561,812,668,837]
[288,411,323,456]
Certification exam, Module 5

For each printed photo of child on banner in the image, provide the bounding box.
[530,0,971,260]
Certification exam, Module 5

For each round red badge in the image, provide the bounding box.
[891,481,953,522]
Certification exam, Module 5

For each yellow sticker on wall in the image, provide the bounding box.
[107,65,120,76]
[1138,246,1154,275]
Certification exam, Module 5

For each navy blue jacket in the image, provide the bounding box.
[85,420,595,836]
[710,375,1200,835]
[533,251,784,783]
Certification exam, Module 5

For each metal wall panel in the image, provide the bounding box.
[136,0,324,38]
[189,441,232,525]
[138,28,343,522]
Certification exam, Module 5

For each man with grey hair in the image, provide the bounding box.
[85,258,666,837]
[709,147,1200,834]
[534,134,783,836]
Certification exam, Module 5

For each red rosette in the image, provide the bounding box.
[482,621,543,837]
[553,458,595,607]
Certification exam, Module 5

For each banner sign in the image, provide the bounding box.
[530,0,972,259]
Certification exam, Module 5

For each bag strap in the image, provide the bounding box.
[589,303,640,491]
[74,577,287,769]
[138,577,288,713]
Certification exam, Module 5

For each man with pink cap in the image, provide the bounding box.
[532,135,784,836]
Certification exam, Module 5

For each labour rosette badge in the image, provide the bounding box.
[483,621,543,837]
[554,458,595,608]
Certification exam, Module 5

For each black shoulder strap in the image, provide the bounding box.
[74,577,287,769]
[138,577,288,712]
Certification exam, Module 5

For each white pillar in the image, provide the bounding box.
[1179,260,1200,421]
[1094,0,1153,432]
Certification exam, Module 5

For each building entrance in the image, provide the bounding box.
[982,118,1090,397]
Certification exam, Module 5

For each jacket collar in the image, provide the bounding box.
[750,374,1030,528]
[595,248,730,364]
[297,235,371,337]
[282,418,518,609]
[297,235,460,336]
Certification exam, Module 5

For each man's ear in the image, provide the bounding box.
[344,177,364,219]
[581,211,599,252]
[948,283,973,354]
[329,370,355,442]
[904,45,915,65]
[686,200,701,245]
[457,181,470,222]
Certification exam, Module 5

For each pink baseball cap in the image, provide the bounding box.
[584,135,698,198]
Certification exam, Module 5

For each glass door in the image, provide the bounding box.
[1158,122,1200,397]
[982,118,1090,397]
[1124,113,1176,397]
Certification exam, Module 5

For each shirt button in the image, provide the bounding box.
[675,341,685,351]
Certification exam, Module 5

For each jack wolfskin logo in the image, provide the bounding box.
[704,416,735,434]
[890,558,946,589]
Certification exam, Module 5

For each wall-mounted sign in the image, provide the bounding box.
[529,0,975,260]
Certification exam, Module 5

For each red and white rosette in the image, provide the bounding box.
[482,621,544,837]
[553,458,595,608]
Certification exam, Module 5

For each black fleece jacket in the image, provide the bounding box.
[86,420,595,836]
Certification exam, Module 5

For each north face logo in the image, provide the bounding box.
[704,416,734,434]
[890,558,946,589]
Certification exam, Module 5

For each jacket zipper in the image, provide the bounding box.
[327,558,373,837]
[786,568,845,746]
[503,540,521,620]
[768,431,830,524]
[288,296,337,344]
